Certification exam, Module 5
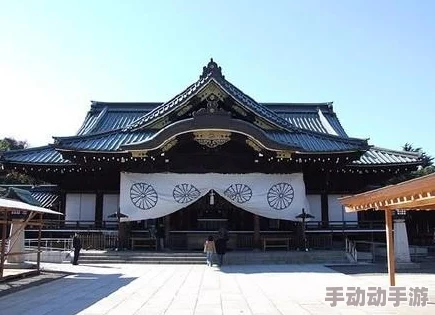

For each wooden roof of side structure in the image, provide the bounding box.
[340,172,435,211]
[338,172,435,287]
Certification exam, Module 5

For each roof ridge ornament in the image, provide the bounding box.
[200,58,225,80]
[192,94,231,118]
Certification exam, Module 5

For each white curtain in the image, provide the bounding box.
[120,172,311,222]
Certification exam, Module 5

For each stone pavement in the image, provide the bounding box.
[0,270,66,297]
[0,262,434,314]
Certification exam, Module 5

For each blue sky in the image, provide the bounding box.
[1,1,434,157]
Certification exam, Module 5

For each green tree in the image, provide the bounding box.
[0,137,28,151]
[388,143,434,184]
[403,143,433,168]
[0,137,36,184]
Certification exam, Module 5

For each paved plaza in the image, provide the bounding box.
[0,262,434,315]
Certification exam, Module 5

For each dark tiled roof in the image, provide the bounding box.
[76,102,159,136]
[0,187,41,206]
[1,146,70,165]
[54,130,362,153]
[126,77,211,130]
[266,131,366,152]
[0,60,421,167]
[55,130,155,151]
[0,185,59,209]
[75,101,349,138]
[31,191,59,208]
[265,103,348,137]
[0,138,421,166]
[352,147,420,166]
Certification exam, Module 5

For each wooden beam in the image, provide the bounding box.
[385,196,435,210]
[254,215,260,248]
[385,209,395,286]
[0,211,7,279]
[37,213,42,271]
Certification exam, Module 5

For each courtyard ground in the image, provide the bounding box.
[0,262,434,314]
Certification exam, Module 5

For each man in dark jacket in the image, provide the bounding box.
[215,237,227,267]
[72,233,82,265]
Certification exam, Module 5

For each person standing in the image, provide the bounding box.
[215,236,227,267]
[156,224,165,251]
[203,235,216,267]
[72,233,82,265]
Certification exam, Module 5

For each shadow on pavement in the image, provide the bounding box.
[328,262,435,275]
[216,263,337,274]
[0,271,137,315]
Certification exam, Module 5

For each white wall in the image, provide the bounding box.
[306,194,321,221]
[306,194,357,223]
[103,194,120,222]
[65,193,96,223]
[65,194,81,221]
[328,194,357,222]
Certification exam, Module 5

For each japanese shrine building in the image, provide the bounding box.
[0,59,423,249]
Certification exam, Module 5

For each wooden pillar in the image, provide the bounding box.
[95,191,103,228]
[164,215,170,248]
[59,191,67,228]
[254,215,260,249]
[37,213,42,272]
[321,192,329,227]
[118,221,127,250]
[385,209,395,286]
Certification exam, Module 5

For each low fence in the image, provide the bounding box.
[25,238,72,251]
[78,232,118,250]
[25,233,118,251]
[346,240,431,263]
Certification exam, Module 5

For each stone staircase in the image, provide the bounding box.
[74,250,350,265]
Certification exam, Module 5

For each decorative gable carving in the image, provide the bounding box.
[193,131,231,148]
[193,94,232,119]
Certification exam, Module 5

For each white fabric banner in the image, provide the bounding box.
[120,172,311,222]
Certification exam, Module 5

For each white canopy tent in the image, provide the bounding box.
[0,197,63,279]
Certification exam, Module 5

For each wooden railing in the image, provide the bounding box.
[25,220,386,232]
[345,237,358,261]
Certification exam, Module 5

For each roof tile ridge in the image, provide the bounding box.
[212,77,298,132]
[279,127,369,146]
[124,74,212,131]
[369,146,422,157]
[53,129,125,143]
[1,145,53,155]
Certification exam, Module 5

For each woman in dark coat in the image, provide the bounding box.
[215,236,227,267]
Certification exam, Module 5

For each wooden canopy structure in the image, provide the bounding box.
[339,173,435,286]
[0,198,62,280]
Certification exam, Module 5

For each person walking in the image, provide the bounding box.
[215,236,227,267]
[203,235,216,267]
[72,233,82,265]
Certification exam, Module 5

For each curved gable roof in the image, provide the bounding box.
[124,59,299,133]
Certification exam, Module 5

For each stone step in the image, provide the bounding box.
[78,260,206,264]
[81,251,206,257]
[73,250,349,265]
